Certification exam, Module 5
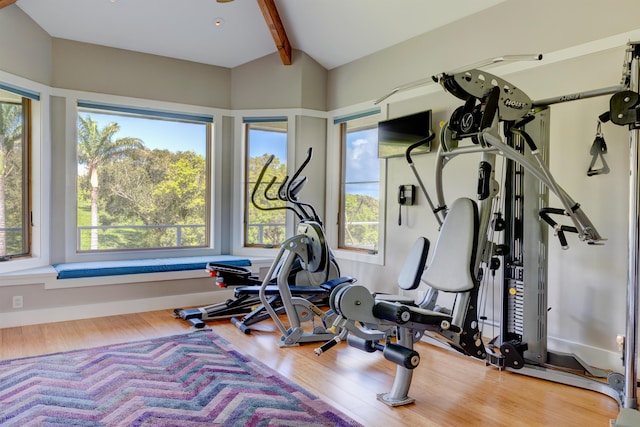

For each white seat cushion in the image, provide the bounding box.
[421,198,478,293]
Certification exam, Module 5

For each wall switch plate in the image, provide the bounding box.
[12,295,23,309]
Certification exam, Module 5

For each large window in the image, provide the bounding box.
[0,88,31,260]
[339,114,380,252]
[244,118,288,248]
[76,103,212,252]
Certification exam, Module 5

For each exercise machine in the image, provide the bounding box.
[173,263,263,328]
[316,198,488,405]
[174,148,339,330]
[319,45,640,408]
[429,63,626,405]
[232,147,352,340]
[174,258,316,328]
[232,147,346,334]
[245,148,353,345]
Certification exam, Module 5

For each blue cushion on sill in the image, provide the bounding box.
[52,255,251,279]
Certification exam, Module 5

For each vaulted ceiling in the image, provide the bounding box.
[5,0,507,70]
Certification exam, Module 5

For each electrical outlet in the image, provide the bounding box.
[12,295,23,309]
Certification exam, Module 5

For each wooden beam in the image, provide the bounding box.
[0,0,18,10]
[256,0,292,65]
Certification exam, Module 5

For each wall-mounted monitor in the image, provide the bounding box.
[377,110,432,159]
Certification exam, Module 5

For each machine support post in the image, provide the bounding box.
[624,44,640,409]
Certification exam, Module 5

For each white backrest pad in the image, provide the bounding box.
[421,198,478,293]
[397,237,429,290]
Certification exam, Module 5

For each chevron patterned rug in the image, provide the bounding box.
[0,330,361,426]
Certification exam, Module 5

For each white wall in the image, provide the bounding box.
[0,5,51,85]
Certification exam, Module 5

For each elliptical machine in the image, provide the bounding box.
[173,262,268,328]
[236,147,354,345]
[174,148,337,329]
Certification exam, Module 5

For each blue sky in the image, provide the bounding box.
[345,127,380,199]
[82,112,290,163]
[248,129,287,162]
[82,112,207,157]
[346,128,379,182]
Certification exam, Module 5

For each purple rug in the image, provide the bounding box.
[0,330,361,426]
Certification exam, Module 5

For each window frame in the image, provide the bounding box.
[338,119,382,252]
[0,92,32,260]
[74,102,213,254]
[0,75,49,274]
[232,113,297,258]
[242,118,289,249]
[326,108,386,266]
[62,94,221,263]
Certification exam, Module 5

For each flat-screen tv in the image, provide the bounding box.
[377,110,432,159]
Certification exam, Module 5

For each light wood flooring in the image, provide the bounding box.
[0,310,623,426]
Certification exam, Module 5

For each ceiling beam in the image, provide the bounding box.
[0,0,18,10]
[256,0,292,65]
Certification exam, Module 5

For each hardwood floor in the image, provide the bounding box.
[0,310,622,426]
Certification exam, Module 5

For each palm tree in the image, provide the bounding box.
[77,115,144,250]
[0,102,22,257]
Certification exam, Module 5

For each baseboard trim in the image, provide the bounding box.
[546,336,625,374]
[421,332,626,374]
[0,289,234,328]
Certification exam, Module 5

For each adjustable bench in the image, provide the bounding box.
[319,198,486,406]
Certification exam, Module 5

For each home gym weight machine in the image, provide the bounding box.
[316,74,548,406]
[455,43,640,411]
[318,43,640,411]
[426,60,622,404]
[175,147,344,331]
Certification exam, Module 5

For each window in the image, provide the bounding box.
[0,87,31,260]
[244,118,288,248]
[76,103,212,252]
[339,113,380,252]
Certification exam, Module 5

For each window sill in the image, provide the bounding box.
[0,257,275,289]
[333,248,384,266]
[0,265,217,289]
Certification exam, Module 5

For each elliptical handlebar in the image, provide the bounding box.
[286,147,323,224]
[251,154,303,220]
[250,147,322,224]
[276,175,290,201]
[287,147,313,199]
[264,175,282,201]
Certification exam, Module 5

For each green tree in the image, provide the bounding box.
[0,102,22,257]
[77,115,144,249]
[344,193,379,249]
[98,149,207,249]
[152,152,205,221]
[98,150,158,226]
[150,151,206,247]
[246,154,287,246]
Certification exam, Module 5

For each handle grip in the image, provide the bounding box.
[405,132,435,164]
[314,336,341,356]
[557,229,569,249]
[539,207,578,249]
